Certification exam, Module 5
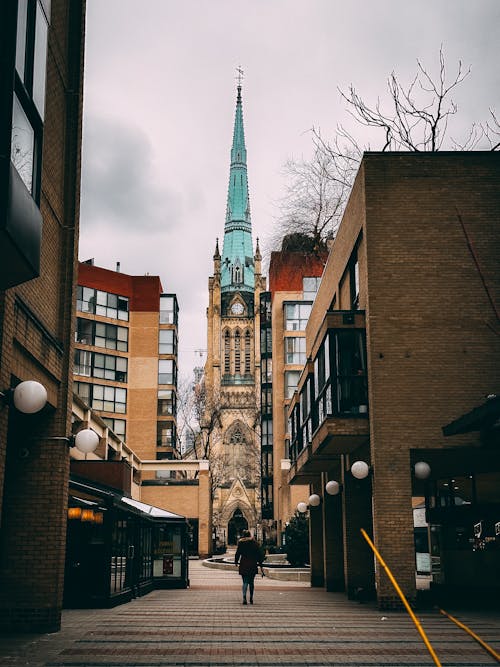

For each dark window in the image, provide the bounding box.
[244,331,251,373]
[74,349,127,382]
[224,330,230,374]
[11,0,50,200]
[75,382,126,413]
[234,331,241,373]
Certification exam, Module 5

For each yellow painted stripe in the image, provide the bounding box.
[360,528,442,667]
[439,608,500,663]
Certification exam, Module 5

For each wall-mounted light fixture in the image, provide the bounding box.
[325,480,341,495]
[72,429,100,454]
[414,461,431,480]
[0,380,47,414]
[351,460,370,479]
[308,493,321,507]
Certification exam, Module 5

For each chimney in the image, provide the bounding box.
[116,262,121,273]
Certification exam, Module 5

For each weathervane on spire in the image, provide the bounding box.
[236,65,244,87]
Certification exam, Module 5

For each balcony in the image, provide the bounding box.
[287,310,370,481]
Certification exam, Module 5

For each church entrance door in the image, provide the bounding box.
[227,509,248,545]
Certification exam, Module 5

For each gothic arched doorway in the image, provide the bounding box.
[227,508,248,545]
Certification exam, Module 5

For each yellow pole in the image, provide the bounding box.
[360,528,442,667]
[439,608,500,663]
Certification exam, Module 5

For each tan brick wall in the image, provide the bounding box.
[305,152,500,605]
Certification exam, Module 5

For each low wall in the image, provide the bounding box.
[202,558,310,582]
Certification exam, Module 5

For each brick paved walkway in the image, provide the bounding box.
[0,558,499,666]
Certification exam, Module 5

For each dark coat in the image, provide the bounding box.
[235,537,263,576]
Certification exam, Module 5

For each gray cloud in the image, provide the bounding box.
[80,115,181,232]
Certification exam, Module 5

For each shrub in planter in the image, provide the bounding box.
[285,512,309,566]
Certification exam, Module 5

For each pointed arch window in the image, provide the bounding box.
[244,330,251,374]
[234,330,241,374]
[224,330,230,374]
[233,265,241,283]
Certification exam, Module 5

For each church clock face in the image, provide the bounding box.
[230,302,244,315]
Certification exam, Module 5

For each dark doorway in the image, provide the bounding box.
[227,508,248,545]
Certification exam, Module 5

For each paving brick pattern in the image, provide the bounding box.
[0,559,499,667]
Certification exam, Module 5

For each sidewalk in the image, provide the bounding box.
[1,558,499,666]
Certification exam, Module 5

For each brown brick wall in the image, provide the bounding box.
[0,0,86,632]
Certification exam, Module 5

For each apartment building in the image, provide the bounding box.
[75,261,179,466]
[260,246,327,546]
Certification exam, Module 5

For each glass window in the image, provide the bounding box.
[11,95,34,193]
[260,327,272,354]
[284,302,312,331]
[261,419,273,446]
[157,422,175,447]
[160,296,176,324]
[158,390,175,416]
[159,329,175,354]
[284,336,306,365]
[261,357,272,383]
[284,370,300,399]
[75,318,93,344]
[87,383,127,414]
[15,0,28,81]
[303,276,321,301]
[102,417,126,440]
[158,359,174,385]
[11,0,50,201]
[74,381,90,404]
[74,349,92,376]
[33,1,48,118]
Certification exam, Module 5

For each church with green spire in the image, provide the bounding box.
[204,79,266,544]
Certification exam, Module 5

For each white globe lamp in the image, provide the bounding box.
[297,502,308,513]
[308,493,321,507]
[414,461,431,480]
[13,381,47,414]
[74,429,100,454]
[325,480,340,495]
[351,460,370,480]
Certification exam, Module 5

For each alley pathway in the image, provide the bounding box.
[0,558,499,667]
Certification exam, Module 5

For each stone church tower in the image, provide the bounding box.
[204,83,266,545]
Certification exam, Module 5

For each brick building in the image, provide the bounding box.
[260,247,327,546]
[288,152,500,607]
[75,260,178,464]
[0,0,86,631]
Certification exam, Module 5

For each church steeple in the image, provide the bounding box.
[221,81,254,293]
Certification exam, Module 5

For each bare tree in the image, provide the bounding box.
[339,47,472,152]
[272,48,498,252]
[269,145,353,252]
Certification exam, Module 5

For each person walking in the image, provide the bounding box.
[234,529,264,605]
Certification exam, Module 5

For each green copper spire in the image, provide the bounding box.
[221,83,254,293]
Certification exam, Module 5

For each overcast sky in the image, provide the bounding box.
[78,0,500,379]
